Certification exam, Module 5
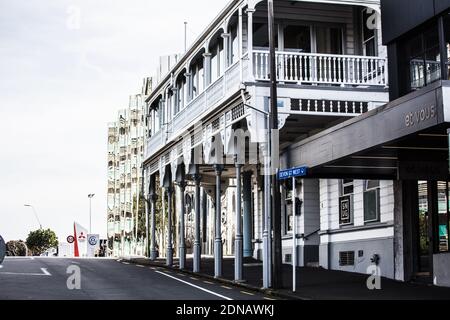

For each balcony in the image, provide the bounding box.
[146,60,242,158]
[253,50,388,87]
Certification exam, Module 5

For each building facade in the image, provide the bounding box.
[107,80,151,257]
[141,0,413,288]
[285,0,450,287]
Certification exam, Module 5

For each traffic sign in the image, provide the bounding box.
[67,235,75,244]
[278,166,308,180]
[88,235,98,246]
[0,235,6,264]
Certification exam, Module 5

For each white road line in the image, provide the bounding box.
[0,268,51,277]
[155,271,233,301]
[41,268,51,276]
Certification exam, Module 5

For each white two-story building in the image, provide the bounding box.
[143,0,392,283]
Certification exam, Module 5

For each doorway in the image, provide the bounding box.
[415,181,450,279]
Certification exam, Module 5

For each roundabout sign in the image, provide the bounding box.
[0,235,6,264]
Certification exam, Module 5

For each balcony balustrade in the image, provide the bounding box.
[253,50,388,87]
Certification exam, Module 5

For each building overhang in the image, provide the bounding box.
[282,81,450,180]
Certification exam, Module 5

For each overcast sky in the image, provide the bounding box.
[0,0,228,242]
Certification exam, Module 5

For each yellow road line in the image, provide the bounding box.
[264,297,276,301]
[240,291,255,296]
[221,285,232,290]
[203,280,214,285]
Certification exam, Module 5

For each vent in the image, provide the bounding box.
[339,251,355,266]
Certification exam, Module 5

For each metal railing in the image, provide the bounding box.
[253,50,388,86]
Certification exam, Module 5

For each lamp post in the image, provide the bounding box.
[24,204,42,230]
[88,194,95,234]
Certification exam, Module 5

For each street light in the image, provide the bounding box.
[24,204,43,230]
[88,194,95,234]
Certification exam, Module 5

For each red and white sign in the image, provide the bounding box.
[73,222,88,257]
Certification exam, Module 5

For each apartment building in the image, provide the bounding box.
[143,0,392,285]
[107,80,151,257]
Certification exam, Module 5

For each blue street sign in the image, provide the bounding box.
[278,166,308,180]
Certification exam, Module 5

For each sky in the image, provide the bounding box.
[0,0,229,242]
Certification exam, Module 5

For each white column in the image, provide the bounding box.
[221,33,231,70]
[247,8,255,81]
[203,52,212,88]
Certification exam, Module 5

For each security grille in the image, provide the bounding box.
[339,251,355,266]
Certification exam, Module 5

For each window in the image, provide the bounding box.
[444,13,450,80]
[341,179,354,196]
[364,180,380,223]
[403,24,441,92]
[253,23,278,49]
[284,25,311,52]
[339,180,354,226]
[316,26,342,54]
[285,188,294,234]
[361,8,377,56]
[437,182,449,253]
[231,26,238,64]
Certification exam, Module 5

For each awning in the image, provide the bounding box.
[281,81,450,180]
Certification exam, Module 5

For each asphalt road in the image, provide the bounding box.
[0,257,273,300]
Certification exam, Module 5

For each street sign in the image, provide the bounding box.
[278,166,308,180]
[277,165,308,293]
[67,235,75,244]
[88,235,98,246]
[0,235,6,264]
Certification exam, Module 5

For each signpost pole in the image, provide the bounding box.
[277,166,307,292]
[292,176,297,292]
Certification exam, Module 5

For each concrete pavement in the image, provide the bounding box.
[0,257,273,300]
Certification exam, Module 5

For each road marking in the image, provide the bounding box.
[190,277,198,281]
[177,273,186,277]
[122,262,130,265]
[203,280,214,285]
[264,297,276,301]
[156,271,233,301]
[221,285,232,290]
[41,268,51,276]
[0,265,3,269]
[0,268,51,277]
[136,265,145,268]
[240,291,254,296]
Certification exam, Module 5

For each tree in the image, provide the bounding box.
[26,229,58,256]
[6,240,28,256]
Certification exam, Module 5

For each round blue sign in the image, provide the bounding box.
[88,236,98,246]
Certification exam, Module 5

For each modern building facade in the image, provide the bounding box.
[143,0,396,287]
[107,79,152,257]
[285,0,450,286]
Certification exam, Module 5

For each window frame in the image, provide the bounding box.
[361,8,378,57]
[363,180,381,224]
[339,180,354,226]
